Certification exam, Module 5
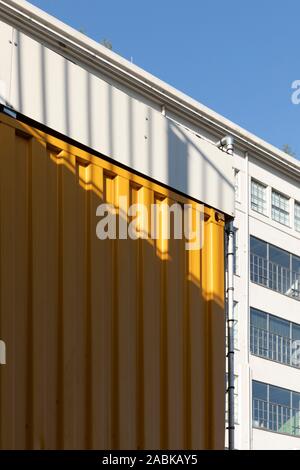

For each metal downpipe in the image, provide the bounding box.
[217,135,235,450]
[226,219,235,450]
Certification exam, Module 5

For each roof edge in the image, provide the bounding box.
[1,0,300,179]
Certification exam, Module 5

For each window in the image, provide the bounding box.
[295,201,300,232]
[250,236,267,259]
[250,236,300,299]
[293,323,300,341]
[250,236,268,286]
[234,169,240,202]
[251,179,267,214]
[250,308,268,358]
[226,374,239,423]
[292,256,300,297]
[252,381,300,437]
[269,245,290,293]
[250,307,300,367]
[272,190,290,226]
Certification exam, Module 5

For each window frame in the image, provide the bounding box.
[250,236,300,299]
[252,380,300,437]
[251,179,267,215]
[250,307,300,368]
[271,189,290,227]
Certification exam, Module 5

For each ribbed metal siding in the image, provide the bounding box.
[0,114,225,450]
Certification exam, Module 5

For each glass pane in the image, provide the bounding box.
[269,245,290,294]
[250,237,267,258]
[272,190,290,226]
[253,381,267,401]
[292,392,300,410]
[292,324,300,341]
[269,245,290,268]
[292,255,300,274]
[291,407,300,436]
[250,309,269,358]
[251,180,266,214]
[269,385,290,407]
[269,316,290,338]
[250,309,267,330]
[291,325,300,368]
[291,256,300,298]
[250,238,268,286]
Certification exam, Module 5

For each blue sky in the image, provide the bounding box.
[30,0,300,158]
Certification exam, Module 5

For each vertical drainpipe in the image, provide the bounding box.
[226,218,235,450]
[216,136,235,450]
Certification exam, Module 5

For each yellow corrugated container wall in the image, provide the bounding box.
[0,113,225,450]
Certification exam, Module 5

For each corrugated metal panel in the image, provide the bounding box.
[0,17,235,217]
[0,114,225,450]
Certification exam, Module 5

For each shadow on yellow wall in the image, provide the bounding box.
[0,114,225,450]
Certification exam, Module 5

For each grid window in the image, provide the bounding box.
[251,179,267,214]
[252,381,300,437]
[250,307,300,368]
[250,236,300,299]
[272,190,290,226]
[295,201,300,232]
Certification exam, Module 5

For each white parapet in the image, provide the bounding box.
[0,0,235,217]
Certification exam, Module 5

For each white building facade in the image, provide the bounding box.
[232,149,300,449]
[1,0,300,451]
